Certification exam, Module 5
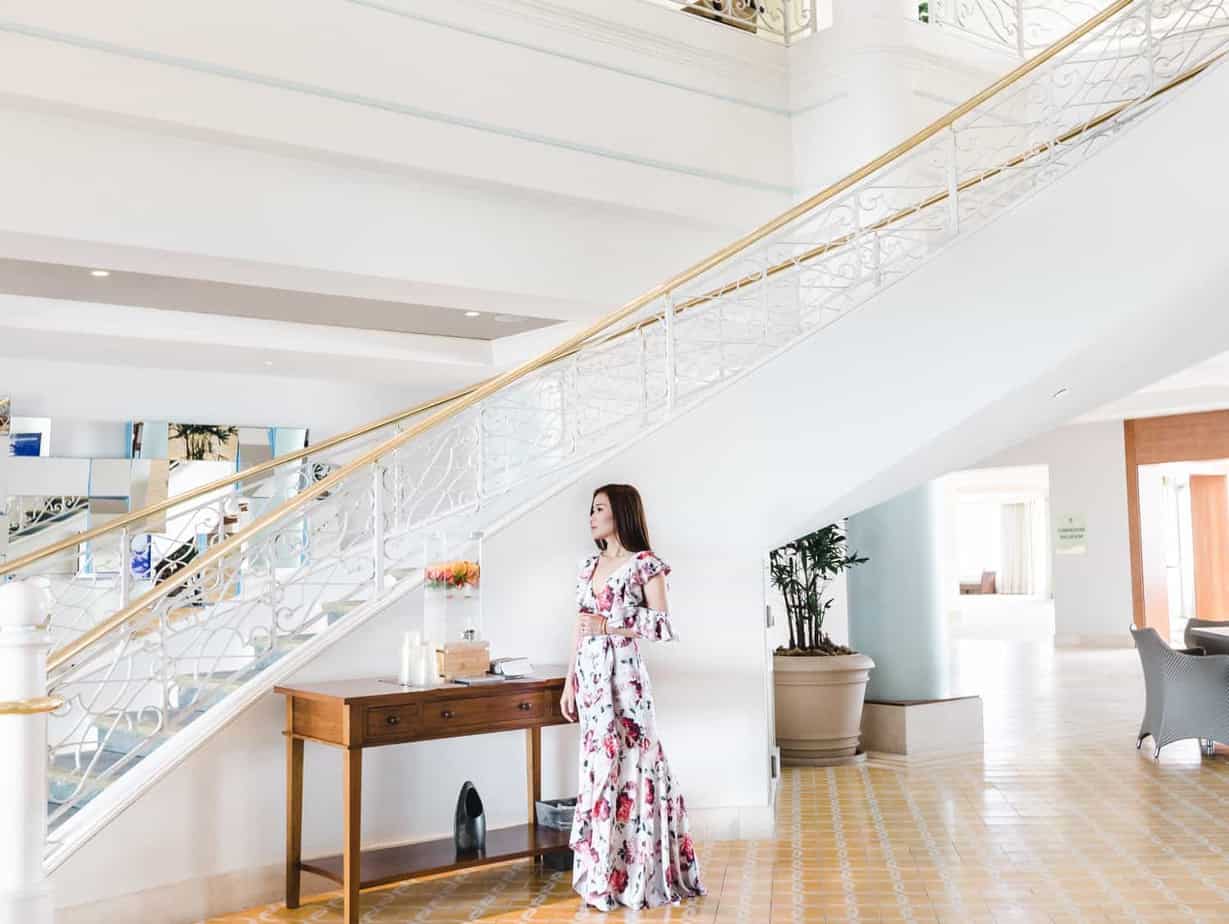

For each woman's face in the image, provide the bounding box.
[589,492,616,544]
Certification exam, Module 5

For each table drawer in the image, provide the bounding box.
[363,702,422,741]
[421,690,548,734]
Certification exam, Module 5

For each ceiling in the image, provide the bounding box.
[1076,349,1229,423]
[0,257,561,341]
[945,464,1050,498]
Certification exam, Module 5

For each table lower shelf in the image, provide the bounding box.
[299,823,572,890]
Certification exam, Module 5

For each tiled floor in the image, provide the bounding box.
[207,640,1229,923]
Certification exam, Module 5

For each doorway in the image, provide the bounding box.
[941,466,1054,642]
[1125,411,1229,640]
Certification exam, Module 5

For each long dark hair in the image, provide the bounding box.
[591,483,652,554]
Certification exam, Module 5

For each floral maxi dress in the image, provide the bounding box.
[568,549,706,911]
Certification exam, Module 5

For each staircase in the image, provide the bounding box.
[2,0,1228,887]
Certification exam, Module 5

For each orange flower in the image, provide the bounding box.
[426,559,480,589]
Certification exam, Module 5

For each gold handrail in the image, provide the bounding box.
[660,53,1221,318]
[0,695,64,716]
[46,0,1175,672]
[0,380,488,579]
[523,26,1216,364]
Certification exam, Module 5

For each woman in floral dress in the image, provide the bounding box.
[560,482,706,911]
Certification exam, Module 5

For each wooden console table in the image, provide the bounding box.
[275,666,571,923]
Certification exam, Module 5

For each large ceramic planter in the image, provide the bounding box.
[774,652,875,765]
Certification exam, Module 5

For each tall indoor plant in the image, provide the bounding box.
[770,523,875,765]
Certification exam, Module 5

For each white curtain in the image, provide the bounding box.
[999,502,1034,594]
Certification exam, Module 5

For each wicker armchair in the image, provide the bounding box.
[1131,626,1229,758]
[1184,618,1229,657]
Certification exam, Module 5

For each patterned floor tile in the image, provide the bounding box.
[205,642,1229,923]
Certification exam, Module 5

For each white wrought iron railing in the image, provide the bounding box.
[0,386,481,651]
[655,0,1112,52]
[12,0,1228,868]
[920,0,1108,56]
[656,0,821,44]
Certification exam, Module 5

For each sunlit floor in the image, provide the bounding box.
[206,640,1229,923]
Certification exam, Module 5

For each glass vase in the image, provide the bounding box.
[423,530,484,646]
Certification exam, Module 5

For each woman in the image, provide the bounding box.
[560,483,706,911]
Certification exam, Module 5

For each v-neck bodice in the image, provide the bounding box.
[577,549,672,618]
[585,553,637,602]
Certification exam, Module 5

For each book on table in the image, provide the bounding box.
[490,656,535,677]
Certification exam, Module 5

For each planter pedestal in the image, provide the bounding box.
[773,652,874,766]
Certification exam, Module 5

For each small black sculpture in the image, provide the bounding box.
[454,780,486,853]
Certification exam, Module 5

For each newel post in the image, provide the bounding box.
[0,581,56,924]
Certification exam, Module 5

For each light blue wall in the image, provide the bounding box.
[847,481,948,701]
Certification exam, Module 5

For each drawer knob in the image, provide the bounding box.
[386,715,400,726]
[441,709,454,719]
[518,701,532,711]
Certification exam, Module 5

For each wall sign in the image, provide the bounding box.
[1055,513,1087,555]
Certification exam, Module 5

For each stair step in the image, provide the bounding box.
[47,801,83,828]
[323,599,363,626]
[48,749,136,806]
[92,712,175,755]
[173,671,249,711]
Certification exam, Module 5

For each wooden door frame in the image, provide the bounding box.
[1125,410,1229,627]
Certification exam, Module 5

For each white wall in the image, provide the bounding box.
[788,0,1014,195]
[0,105,746,315]
[0,0,1020,353]
[0,0,791,331]
[974,423,1132,647]
[1,355,429,442]
[0,0,790,219]
[0,0,1030,403]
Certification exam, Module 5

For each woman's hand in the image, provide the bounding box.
[577,611,608,636]
[560,678,577,722]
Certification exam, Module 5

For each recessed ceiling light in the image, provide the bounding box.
[464,311,481,318]
[264,360,274,366]
[1052,387,1069,399]
[89,269,111,277]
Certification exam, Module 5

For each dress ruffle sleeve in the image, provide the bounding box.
[616,551,677,643]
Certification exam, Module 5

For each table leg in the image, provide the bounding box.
[526,726,542,865]
[285,705,304,909]
[526,725,542,826]
[343,747,362,924]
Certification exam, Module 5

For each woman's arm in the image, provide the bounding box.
[605,573,675,641]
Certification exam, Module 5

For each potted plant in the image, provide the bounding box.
[770,523,874,765]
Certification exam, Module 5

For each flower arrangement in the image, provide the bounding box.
[425,559,481,591]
